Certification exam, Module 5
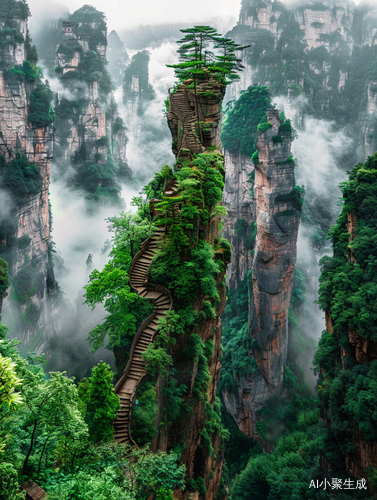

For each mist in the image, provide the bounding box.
[27,0,241,34]
[115,41,177,184]
[0,189,14,222]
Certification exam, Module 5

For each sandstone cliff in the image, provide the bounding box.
[123,50,155,136]
[223,109,301,441]
[0,2,56,348]
[53,7,130,204]
[228,0,377,160]
[148,79,228,500]
[315,153,377,494]
[222,151,255,290]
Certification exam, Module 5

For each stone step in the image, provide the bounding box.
[144,326,156,335]
[157,296,170,303]
[157,304,171,311]
[114,431,130,438]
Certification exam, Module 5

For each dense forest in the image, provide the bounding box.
[1,0,377,499]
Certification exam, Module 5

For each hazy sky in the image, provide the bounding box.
[28,0,242,32]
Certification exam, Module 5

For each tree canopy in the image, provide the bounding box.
[167,25,248,85]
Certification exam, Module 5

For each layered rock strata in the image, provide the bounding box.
[323,209,377,492]
[229,0,377,158]
[223,109,301,440]
[222,151,255,290]
[0,13,56,346]
[167,80,223,160]
[55,18,127,171]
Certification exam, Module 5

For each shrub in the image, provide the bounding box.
[29,80,54,127]
[221,86,272,156]
[257,121,272,133]
[272,135,284,144]
[0,462,19,500]
[2,153,43,205]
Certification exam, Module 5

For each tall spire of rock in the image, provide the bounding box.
[223,108,302,442]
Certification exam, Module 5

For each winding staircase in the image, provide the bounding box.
[169,90,202,157]
[113,182,179,445]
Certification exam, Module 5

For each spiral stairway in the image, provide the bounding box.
[113,183,179,445]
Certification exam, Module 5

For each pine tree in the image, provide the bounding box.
[83,362,120,443]
[166,25,247,85]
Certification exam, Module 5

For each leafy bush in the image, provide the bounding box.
[251,150,259,164]
[275,185,305,212]
[0,259,9,295]
[29,80,54,127]
[272,135,284,144]
[2,153,42,205]
[279,119,292,135]
[79,362,120,444]
[3,61,37,84]
[221,86,272,156]
[257,121,272,133]
[317,153,377,341]
[0,462,19,500]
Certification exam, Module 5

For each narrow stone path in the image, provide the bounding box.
[113,183,179,445]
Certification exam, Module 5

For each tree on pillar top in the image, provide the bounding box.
[167,25,248,86]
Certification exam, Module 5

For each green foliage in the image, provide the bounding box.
[151,237,220,309]
[3,60,37,84]
[0,259,9,295]
[70,5,106,24]
[257,121,272,133]
[76,51,112,96]
[112,116,126,136]
[167,26,247,85]
[84,210,155,366]
[123,50,155,103]
[0,462,20,500]
[13,267,35,304]
[0,0,30,23]
[219,272,254,393]
[38,443,185,500]
[275,185,305,212]
[221,86,272,157]
[80,362,120,444]
[272,135,283,144]
[317,153,377,341]
[132,382,158,445]
[29,79,54,127]
[0,354,23,409]
[2,153,42,205]
[201,398,230,456]
[0,323,89,476]
[279,119,293,136]
[142,343,173,376]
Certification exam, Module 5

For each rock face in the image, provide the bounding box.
[0,11,56,347]
[123,50,155,136]
[54,15,128,178]
[167,80,223,160]
[222,151,255,290]
[153,80,228,500]
[223,109,301,440]
[107,30,130,88]
[229,0,377,159]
